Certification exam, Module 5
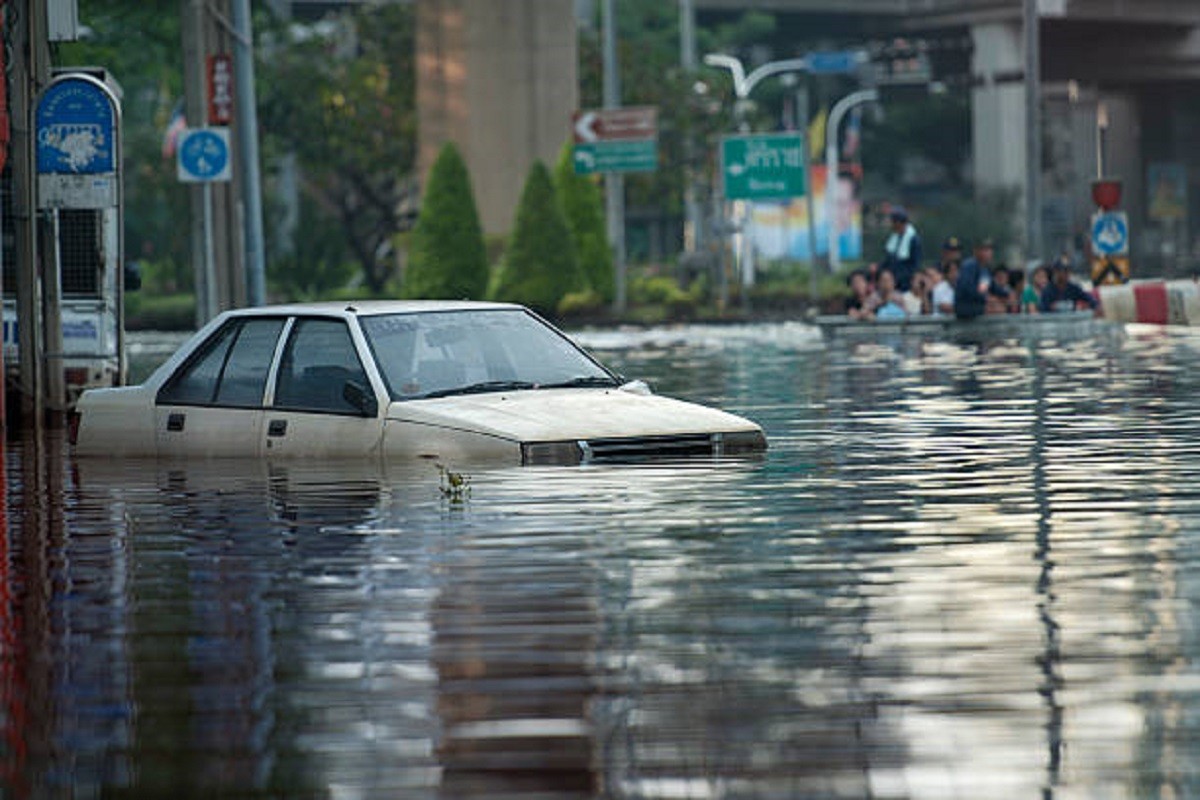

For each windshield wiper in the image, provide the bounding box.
[420,380,537,399]
[538,376,620,389]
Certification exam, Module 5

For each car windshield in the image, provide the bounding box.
[359,309,616,400]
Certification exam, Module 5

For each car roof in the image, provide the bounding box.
[217,299,524,320]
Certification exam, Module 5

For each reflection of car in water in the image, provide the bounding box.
[72,301,767,465]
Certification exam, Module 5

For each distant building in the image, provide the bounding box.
[416,0,578,235]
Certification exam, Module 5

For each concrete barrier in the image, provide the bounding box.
[1099,280,1200,326]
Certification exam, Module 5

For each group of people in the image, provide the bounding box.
[846,207,1100,322]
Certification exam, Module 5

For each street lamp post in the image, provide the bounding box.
[703,53,809,302]
[826,89,878,273]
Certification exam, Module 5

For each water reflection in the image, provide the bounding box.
[3,323,1200,797]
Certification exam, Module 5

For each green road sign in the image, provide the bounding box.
[721,133,806,200]
[573,139,657,175]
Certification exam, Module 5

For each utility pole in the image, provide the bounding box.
[602,0,627,314]
[1024,0,1043,262]
[680,0,703,254]
[12,0,51,426]
[232,0,266,306]
[182,0,213,326]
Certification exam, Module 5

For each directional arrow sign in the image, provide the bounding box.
[572,106,658,174]
[721,133,806,200]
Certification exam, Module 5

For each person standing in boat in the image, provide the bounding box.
[954,237,997,319]
[1040,258,1099,313]
[881,206,922,293]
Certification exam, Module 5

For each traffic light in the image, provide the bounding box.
[868,38,935,102]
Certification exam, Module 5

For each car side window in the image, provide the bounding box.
[273,318,370,414]
[158,319,284,407]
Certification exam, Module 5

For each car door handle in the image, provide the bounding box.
[268,419,288,437]
[167,412,185,432]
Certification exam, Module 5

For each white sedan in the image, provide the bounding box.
[72,301,766,466]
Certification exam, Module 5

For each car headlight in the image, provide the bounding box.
[717,429,767,455]
[521,441,584,466]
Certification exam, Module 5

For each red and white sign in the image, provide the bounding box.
[207,54,234,125]
[572,106,657,143]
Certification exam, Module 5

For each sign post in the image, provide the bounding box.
[35,72,123,412]
[177,127,232,321]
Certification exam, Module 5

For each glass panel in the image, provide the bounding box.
[215,318,285,406]
[158,323,238,405]
[273,319,369,414]
[361,309,612,400]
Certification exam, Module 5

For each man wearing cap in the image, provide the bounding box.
[930,237,962,316]
[954,237,996,319]
[1040,257,1099,313]
[881,206,922,293]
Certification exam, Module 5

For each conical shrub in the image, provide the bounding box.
[404,142,489,299]
[489,160,581,316]
[553,141,613,302]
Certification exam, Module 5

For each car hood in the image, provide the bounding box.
[385,387,760,442]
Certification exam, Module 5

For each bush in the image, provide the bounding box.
[488,161,582,316]
[404,142,489,300]
[556,289,608,321]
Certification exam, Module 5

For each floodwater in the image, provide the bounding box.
[4,319,1200,798]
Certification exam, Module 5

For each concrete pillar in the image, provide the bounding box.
[417,0,578,236]
[971,21,1027,198]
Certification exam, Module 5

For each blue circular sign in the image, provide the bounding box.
[1091,212,1128,256]
[178,129,230,181]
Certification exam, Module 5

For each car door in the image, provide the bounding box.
[155,317,286,457]
[263,316,385,458]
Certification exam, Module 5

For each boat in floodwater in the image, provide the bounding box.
[815,310,1106,343]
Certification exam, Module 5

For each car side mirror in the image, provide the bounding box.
[343,380,378,417]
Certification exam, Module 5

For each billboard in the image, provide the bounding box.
[747,166,862,261]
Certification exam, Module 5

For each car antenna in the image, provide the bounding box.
[345,303,357,313]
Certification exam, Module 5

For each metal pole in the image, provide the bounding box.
[182,0,210,326]
[602,0,626,314]
[14,0,50,426]
[680,0,702,253]
[826,89,877,273]
[203,183,218,320]
[1024,0,1043,261]
[40,212,64,414]
[232,0,267,306]
[798,86,819,305]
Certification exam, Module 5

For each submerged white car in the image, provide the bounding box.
[72,301,766,465]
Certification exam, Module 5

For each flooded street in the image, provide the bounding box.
[5,320,1200,798]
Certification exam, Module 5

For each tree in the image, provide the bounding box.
[59,1,191,289]
[404,143,489,300]
[489,162,581,316]
[259,4,417,295]
[552,142,613,301]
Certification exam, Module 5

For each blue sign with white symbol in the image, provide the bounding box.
[807,50,862,75]
[36,76,117,174]
[177,128,231,183]
[1091,211,1129,256]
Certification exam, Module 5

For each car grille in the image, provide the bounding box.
[521,430,766,465]
[582,433,716,461]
